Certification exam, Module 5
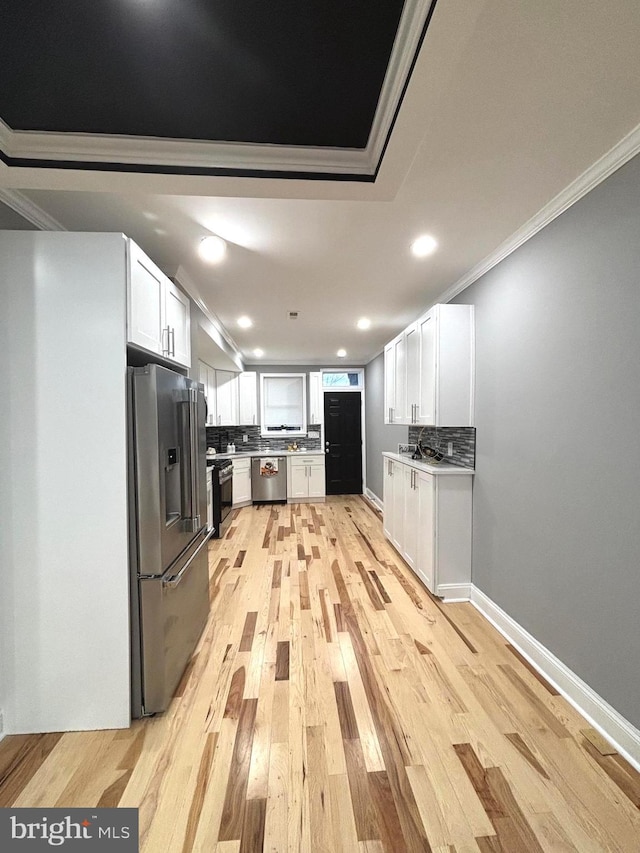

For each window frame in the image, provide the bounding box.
[321,368,364,390]
[260,373,308,437]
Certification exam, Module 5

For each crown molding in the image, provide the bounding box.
[0,188,66,231]
[437,120,640,305]
[367,0,437,167]
[1,126,372,176]
[173,265,244,370]
[0,4,436,179]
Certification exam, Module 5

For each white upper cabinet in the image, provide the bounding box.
[198,360,217,426]
[383,342,396,424]
[383,304,474,427]
[128,240,164,356]
[309,371,323,425]
[127,239,191,368]
[238,372,258,426]
[215,370,239,426]
[164,280,191,366]
[384,334,407,424]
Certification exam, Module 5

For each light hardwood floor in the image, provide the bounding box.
[1,497,639,851]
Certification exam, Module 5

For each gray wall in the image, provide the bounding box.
[452,153,640,727]
[364,353,408,500]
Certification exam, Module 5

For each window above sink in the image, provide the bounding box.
[260,373,307,437]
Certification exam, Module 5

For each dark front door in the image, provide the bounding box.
[324,392,363,495]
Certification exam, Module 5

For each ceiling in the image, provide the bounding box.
[2,0,640,365]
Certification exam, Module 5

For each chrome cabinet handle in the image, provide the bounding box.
[170,328,176,357]
[162,326,170,356]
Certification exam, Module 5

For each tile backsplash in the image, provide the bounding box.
[407,426,476,469]
[207,425,322,453]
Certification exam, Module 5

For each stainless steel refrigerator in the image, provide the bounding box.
[127,364,211,718]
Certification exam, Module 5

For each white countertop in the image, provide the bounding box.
[382,451,474,476]
[208,449,324,460]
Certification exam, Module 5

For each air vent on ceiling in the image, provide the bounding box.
[288,311,299,320]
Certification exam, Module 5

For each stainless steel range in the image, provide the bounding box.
[209,457,233,538]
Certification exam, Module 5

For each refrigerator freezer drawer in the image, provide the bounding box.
[137,533,209,716]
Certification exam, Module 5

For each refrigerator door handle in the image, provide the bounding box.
[188,389,201,532]
[180,390,201,533]
[163,533,209,588]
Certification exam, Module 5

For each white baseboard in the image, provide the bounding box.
[364,488,383,512]
[470,586,640,773]
[437,582,472,602]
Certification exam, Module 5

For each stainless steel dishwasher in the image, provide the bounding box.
[251,456,287,503]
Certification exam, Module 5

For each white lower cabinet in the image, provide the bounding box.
[382,453,472,600]
[232,458,252,507]
[287,454,326,502]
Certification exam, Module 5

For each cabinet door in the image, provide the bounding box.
[127,240,165,355]
[200,362,216,426]
[232,467,252,505]
[309,372,323,425]
[382,457,394,540]
[417,311,436,424]
[238,372,258,426]
[289,463,309,499]
[215,370,239,425]
[393,334,407,423]
[402,465,419,570]
[391,461,404,552]
[308,461,325,498]
[416,471,435,591]
[405,323,420,425]
[164,280,191,367]
[383,344,395,424]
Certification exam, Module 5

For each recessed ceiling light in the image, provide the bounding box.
[337,349,347,358]
[237,316,253,329]
[357,318,371,330]
[253,348,264,358]
[411,234,438,257]
[198,235,226,263]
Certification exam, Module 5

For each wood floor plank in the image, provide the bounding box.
[0,733,63,807]
[2,497,638,853]
[218,698,259,841]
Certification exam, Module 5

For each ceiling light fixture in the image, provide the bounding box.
[411,234,438,257]
[337,349,347,358]
[357,318,371,330]
[237,316,253,329]
[198,235,227,263]
[253,348,264,358]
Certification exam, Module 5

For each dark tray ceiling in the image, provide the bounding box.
[1,0,406,148]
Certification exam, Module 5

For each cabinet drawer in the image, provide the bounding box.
[290,455,324,468]
[232,458,251,472]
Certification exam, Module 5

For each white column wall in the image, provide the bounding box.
[0,231,130,733]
